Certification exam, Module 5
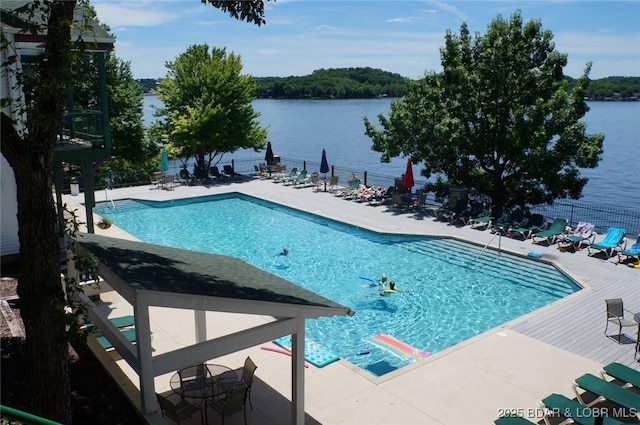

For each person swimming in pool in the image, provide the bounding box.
[371,273,387,288]
[279,247,289,256]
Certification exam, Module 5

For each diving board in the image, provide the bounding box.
[369,334,429,362]
[273,335,340,368]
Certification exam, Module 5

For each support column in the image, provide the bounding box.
[194,310,207,343]
[134,299,156,415]
[291,320,305,425]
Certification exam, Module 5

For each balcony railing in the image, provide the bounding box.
[57,109,105,149]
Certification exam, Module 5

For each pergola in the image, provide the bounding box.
[75,233,354,424]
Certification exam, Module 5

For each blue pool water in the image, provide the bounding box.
[94,194,580,376]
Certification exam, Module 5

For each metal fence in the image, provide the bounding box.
[93,155,640,239]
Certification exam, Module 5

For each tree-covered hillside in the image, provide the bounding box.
[254,67,409,98]
[137,72,639,100]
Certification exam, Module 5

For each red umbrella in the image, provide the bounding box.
[403,159,414,190]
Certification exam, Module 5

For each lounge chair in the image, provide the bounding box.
[601,362,640,389]
[491,208,526,235]
[436,198,468,223]
[494,416,536,425]
[333,178,360,197]
[558,222,596,251]
[458,201,483,225]
[223,165,242,180]
[539,393,625,425]
[368,186,395,206]
[210,166,228,182]
[468,205,501,230]
[604,298,637,341]
[508,213,545,240]
[572,373,640,417]
[95,328,138,350]
[273,167,297,183]
[617,234,640,264]
[82,315,135,330]
[531,217,569,245]
[587,227,626,258]
[285,169,308,186]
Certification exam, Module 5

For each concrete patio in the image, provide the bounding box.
[67,177,639,425]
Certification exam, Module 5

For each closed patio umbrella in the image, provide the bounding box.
[160,147,169,174]
[265,141,275,165]
[403,158,414,191]
[320,149,330,191]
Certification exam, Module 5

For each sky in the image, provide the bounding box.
[93,0,640,80]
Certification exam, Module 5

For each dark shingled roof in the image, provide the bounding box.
[77,233,354,314]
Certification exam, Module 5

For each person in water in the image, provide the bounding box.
[280,248,289,256]
[371,274,387,288]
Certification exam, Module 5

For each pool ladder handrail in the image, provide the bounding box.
[472,231,502,263]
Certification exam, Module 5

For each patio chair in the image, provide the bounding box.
[617,234,640,264]
[95,328,138,350]
[327,175,340,193]
[82,315,135,330]
[157,392,203,425]
[601,362,640,389]
[588,227,626,258]
[558,222,596,251]
[150,171,164,189]
[531,217,569,245]
[604,298,636,342]
[272,166,294,182]
[572,373,640,417]
[539,393,625,425]
[206,385,248,425]
[231,356,258,409]
[508,214,545,240]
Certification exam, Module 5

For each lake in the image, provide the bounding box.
[143,95,639,211]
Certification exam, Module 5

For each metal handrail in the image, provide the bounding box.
[0,405,63,425]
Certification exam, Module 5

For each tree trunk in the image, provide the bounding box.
[0,1,76,422]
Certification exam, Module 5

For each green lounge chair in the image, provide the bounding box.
[540,393,625,425]
[602,362,640,389]
[587,227,626,258]
[468,205,501,230]
[283,169,307,185]
[272,167,297,183]
[82,315,135,330]
[333,178,361,197]
[508,214,545,240]
[494,416,536,425]
[95,328,138,350]
[572,373,640,418]
[492,208,526,235]
[531,217,568,245]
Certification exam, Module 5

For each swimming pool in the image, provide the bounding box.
[94,194,581,377]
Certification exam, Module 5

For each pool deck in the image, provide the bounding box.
[68,178,639,425]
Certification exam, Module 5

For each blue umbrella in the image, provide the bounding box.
[320,149,330,191]
[160,147,169,174]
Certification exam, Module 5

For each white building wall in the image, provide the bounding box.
[1,154,19,257]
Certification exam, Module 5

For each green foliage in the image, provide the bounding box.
[255,67,408,99]
[155,44,267,179]
[582,76,640,100]
[364,11,604,212]
[137,78,159,93]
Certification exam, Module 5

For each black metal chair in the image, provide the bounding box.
[207,385,248,425]
[156,392,203,424]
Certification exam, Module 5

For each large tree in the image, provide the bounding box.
[155,44,267,179]
[0,1,270,422]
[364,11,604,212]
